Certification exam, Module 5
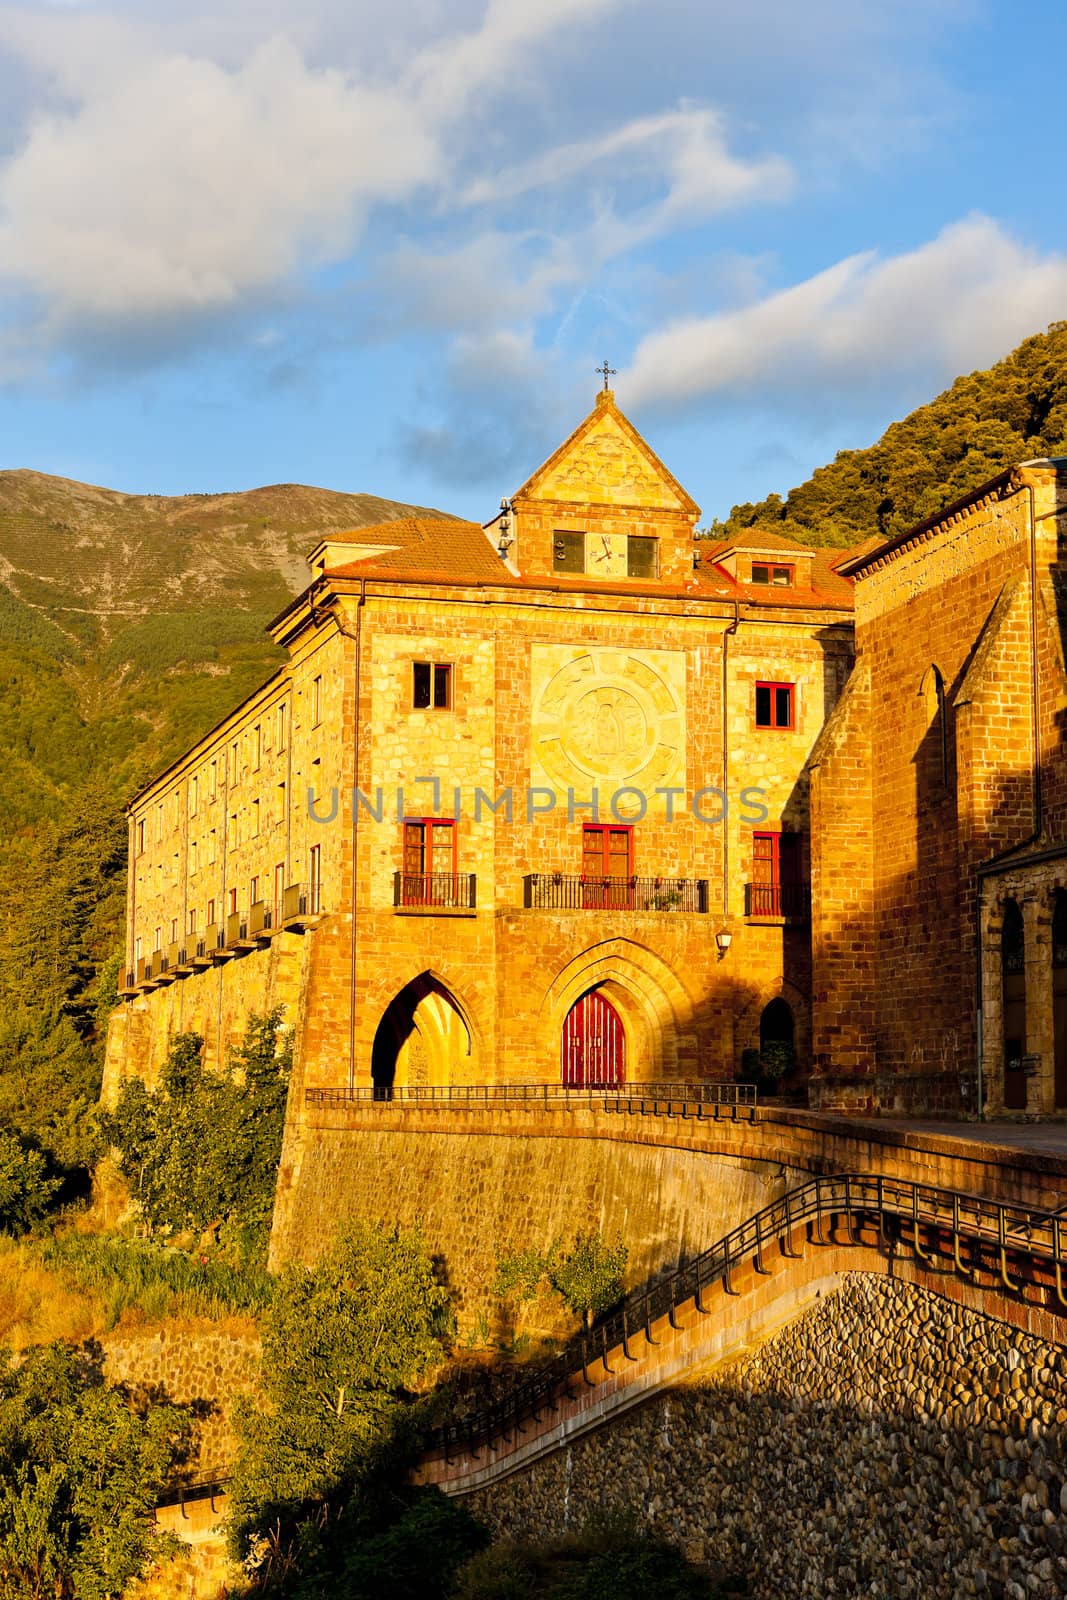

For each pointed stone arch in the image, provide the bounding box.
[538,938,698,1082]
[369,971,478,1092]
[734,978,810,1077]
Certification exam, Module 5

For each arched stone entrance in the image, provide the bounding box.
[371,973,473,1093]
[540,939,697,1082]
[1001,899,1027,1111]
[759,997,795,1059]
[561,989,625,1087]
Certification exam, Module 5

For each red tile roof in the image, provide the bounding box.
[325,517,507,581]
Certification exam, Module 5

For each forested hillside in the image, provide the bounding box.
[713,321,1067,548]
[0,472,446,1165]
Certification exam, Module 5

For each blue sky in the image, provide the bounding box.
[0,0,1065,526]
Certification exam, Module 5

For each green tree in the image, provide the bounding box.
[548,1232,628,1330]
[229,1222,452,1552]
[0,1132,60,1233]
[493,1231,629,1330]
[0,1342,188,1600]
[101,1008,292,1262]
[711,321,1067,550]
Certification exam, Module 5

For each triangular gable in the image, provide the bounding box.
[513,392,700,516]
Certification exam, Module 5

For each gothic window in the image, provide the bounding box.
[920,665,949,788]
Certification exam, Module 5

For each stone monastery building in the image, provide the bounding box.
[104,390,1067,1121]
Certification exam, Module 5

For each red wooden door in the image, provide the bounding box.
[561,991,625,1087]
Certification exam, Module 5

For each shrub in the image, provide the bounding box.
[492,1231,628,1331]
[100,1008,292,1263]
[549,1232,628,1329]
[230,1221,452,1554]
[0,1341,189,1599]
[0,1132,60,1234]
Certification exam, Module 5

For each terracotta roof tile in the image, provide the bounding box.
[325,518,506,581]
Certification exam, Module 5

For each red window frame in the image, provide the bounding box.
[750,831,801,917]
[581,823,634,908]
[401,817,457,904]
[751,562,794,587]
[755,680,795,729]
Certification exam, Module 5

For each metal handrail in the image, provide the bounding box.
[157,1166,1067,1508]
[305,1081,757,1113]
[427,1170,1067,1461]
[155,1467,230,1510]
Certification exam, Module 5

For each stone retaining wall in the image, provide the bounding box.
[465,1273,1067,1600]
[103,1319,261,1472]
[271,1124,793,1324]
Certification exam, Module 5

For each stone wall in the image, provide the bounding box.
[103,1318,261,1473]
[270,1124,794,1321]
[465,1273,1067,1600]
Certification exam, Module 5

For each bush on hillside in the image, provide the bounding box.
[0,1131,60,1233]
[229,1221,453,1557]
[100,1008,292,1263]
[0,1341,189,1600]
[494,1230,629,1330]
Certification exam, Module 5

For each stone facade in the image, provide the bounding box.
[465,1272,1067,1600]
[105,393,853,1143]
[812,460,1067,1114]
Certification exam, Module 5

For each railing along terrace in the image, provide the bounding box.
[429,1171,1067,1463]
[744,881,811,920]
[524,874,709,911]
[305,1080,757,1114]
[394,872,478,909]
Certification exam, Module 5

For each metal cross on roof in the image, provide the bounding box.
[596,359,617,391]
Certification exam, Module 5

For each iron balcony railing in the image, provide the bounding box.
[394,872,477,910]
[524,875,709,912]
[744,881,811,920]
[428,1171,1067,1462]
[306,1080,756,1114]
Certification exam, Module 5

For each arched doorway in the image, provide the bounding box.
[759,997,796,1082]
[1001,899,1027,1111]
[371,974,472,1096]
[561,989,625,1087]
[1053,892,1067,1109]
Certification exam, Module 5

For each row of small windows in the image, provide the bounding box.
[134,686,320,854]
[136,847,323,961]
[411,662,798,730]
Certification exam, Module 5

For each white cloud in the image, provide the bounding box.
[0,36,440,323]
[625,217,1067,412]
[462,107,791,218]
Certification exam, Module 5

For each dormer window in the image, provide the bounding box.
[752,563,794,587]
